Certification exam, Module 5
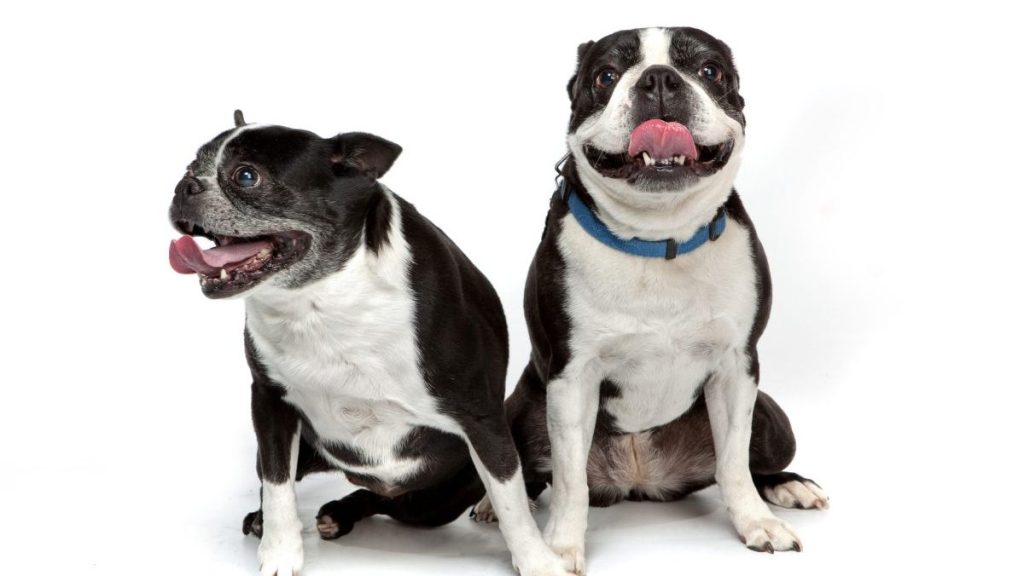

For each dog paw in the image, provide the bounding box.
[738,516,802,553]
[763,478,829,510]
[471,496,539,524]
[514,547,578,576]
[315,508,359,540]
[471,495,498,523]
[257,524,304,576]
[542,528,585,574]
[243,510,263,538]
[550,546,585,575]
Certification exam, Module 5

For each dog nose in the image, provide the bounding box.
[175,176,203,197]
[637,65,683,98]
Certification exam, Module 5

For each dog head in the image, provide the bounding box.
[566,27,745,214]
[168,112,401,299]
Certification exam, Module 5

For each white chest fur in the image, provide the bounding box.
[559,212,758,433]
[244,198,452,484]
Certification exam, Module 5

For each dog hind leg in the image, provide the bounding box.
[748,392,829,510]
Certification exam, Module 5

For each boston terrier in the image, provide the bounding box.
[168,112,572,576]
[472,28,828,573]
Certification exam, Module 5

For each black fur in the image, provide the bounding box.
[399,200,521,483]
[725,192,773,381]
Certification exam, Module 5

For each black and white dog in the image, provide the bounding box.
[473,28,828,573]
[168,113,572,576]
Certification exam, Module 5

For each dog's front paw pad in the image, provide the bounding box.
[471,495,498,523]
[765,479,829,510]
[740,517,802,553]
[315,512,355,540]
[257,530,304,576]
[243,510,264,538]
[316,498,366,540]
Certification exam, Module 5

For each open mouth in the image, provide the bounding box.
[583,119,734,184]
[169,221,311,298]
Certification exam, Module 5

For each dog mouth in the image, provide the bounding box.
[169,221,311,298]
[583,119,734,184]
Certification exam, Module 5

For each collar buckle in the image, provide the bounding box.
[664,239,678,260]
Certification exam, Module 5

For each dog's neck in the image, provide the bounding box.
[245,187,408,315]
[568,158,738,242]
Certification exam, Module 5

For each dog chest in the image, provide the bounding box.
[559,214,759,432]
[244,247,452,484]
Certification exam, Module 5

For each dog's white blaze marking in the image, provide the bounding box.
[640,28,737,147]
[640,27,672,66]
[214,123,264,173]
[194,123,267,189]
[257,427,304,576]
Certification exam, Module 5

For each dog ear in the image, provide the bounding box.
[233,109,246,127]
[328,132,402,179]
[566,41,595,101]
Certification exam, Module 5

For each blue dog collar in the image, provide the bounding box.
[562,181,726,260]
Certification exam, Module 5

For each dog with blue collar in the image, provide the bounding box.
[472,27,828,574]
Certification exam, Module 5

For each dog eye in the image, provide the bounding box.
[594,68,620,89]
[233,166,260,188]
[700,63,724,83]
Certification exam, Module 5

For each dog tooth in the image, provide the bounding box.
[220,269,228,280]
[642,152,654,166]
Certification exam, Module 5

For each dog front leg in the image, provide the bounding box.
[461,417,573,576]
[251,383,304,575]
[705,351,802,553]
[543,365,600,575]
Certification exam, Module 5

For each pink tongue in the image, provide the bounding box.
[169,236,272,275]
[628,119,698,160]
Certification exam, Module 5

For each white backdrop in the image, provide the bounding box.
[2,1,1022,574]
